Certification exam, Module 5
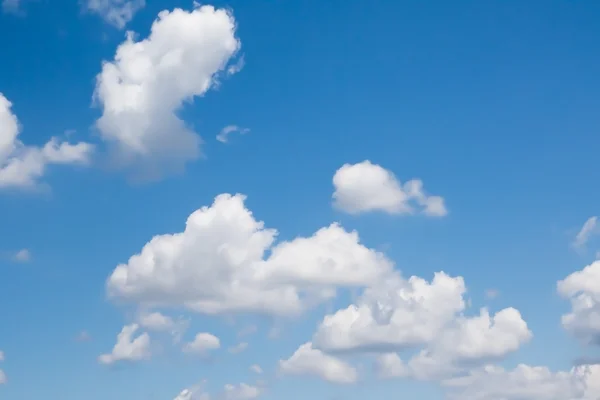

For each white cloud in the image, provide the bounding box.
[216,125,249,143]
[228,342,248,354]
[222,383,261,400]
[332,160,447,216]
[83,0,145,29]
[183,332,220,355]
[0,351,4,362]
[0,369,5,385]
[106,193,392,316]
[0,93,93,189]
[98,324,151,365]
[557,260,600,345]
[314,270,531,383]
[572,216,598,250]
[250,364,262,374]
[279,342,358,384]
[12,248,30,263]
[1,0,20,14]
[441,363,600,400]
[93,5,240,180]
[75,330,92,342]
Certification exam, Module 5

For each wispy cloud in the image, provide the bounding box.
[216,125,250,144]
[572,216,598,250]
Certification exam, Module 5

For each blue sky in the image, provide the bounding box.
[1,0,600,399]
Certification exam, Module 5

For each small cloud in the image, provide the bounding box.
[250,364,263,374]
[227,55,245,76]
[2,0,22,15]
[572,216,598,250]
[237,325,257,338]
[12,249,31,263]
[75,330,92,342]
[485,289,499,299]
[228,342,248,354]
[216,125,250,144]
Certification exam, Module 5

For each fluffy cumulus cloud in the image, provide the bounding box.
[332,160,447,216]
[106,193,392,316]
[442,363,600,400]
[183,332,220,356]
[557,260,600,345]
[83,0,145,29]
[94,5,241,179]
[279,342,358,384]
[98,324,151,365]
[0,93,93,189]
[313,270,531,383]
[173,382,261,400]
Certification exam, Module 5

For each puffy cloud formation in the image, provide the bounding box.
[315,271,531,383]
[442,363,600,400]
[98,324,151,365]
[83,0,145,29]
[557,260,600,345]
[183,333,220,356]
[106,193,392,316]
[0,93,93,189]
[279,342,358,384]
[332,160,447,216]
[94,5,241,179]
[572,216,598,250]
[216,125,249,143]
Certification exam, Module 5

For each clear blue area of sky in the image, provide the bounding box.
[1,1,600,399]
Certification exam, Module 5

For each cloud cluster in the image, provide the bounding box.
[332,160,447,216]
[0,94,93,189]
[93,5,241,180]
[106,193,393,316]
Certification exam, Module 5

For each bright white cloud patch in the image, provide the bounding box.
[332,160,447,216]
[183,332,220,356]
[0,93,93,189]
[98,324,151,365]
[216,125,249,143]
[572,216,598,250]
[94,5,241,179]
[279,342,358,384]
[84,0,145,29]
[106,193,392,316]
[441,363,600,400]
[557,260,600,345]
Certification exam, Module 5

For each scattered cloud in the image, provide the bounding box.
[75,330,92,342]
[332,160,447,216]
[106,193,392,317]
[1,0,20,14]
[82,0,145,29]
[0,93,93,190]
[557,260,600,345]
[183,333,220,356]
[0,350,4,383]
[93,5,241,180]
[174,382,262,400]
[98,324,151,365]
[572,216,599,250]
[11,248,30,263]
[228,342,248,354]
[227,55,245,76]
[279,342,357,384]
[250,364,262,374]
[216,125,250,144]
[485,288,500,299]
[237,325,257,338]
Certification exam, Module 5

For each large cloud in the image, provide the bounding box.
[557,260,600,345]
[93,5,241,179]
[106,193,392,316]
[441,363,600,400]
[332,160,447,216]
[0,93,93,189]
